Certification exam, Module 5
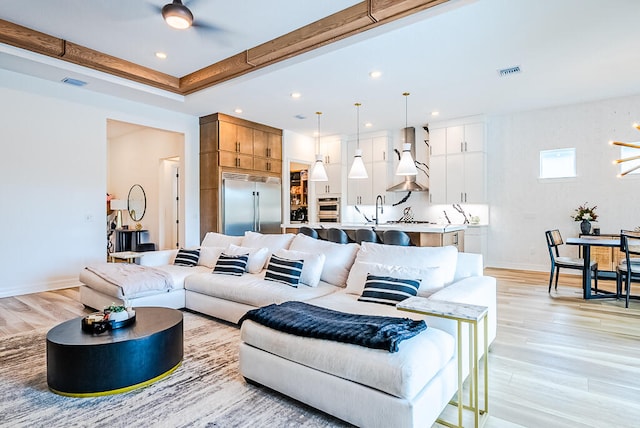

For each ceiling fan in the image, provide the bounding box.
[156,0,224,33]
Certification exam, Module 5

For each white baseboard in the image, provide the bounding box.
[0,278,83,299]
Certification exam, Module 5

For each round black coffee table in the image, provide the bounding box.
[46,307,183,397]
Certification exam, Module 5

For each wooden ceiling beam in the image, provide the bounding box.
[181,0,448,94]
[1,0,448,96]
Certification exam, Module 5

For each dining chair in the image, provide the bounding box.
[355,228,379,244]
[382,230,411,246]
[327,228,349,244]
[299,226,319,239]
[545,229,598,293]
[616,230,640,308]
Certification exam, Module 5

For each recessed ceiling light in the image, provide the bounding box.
[365,122,373,127]
[431,111,440,117]
[369,71,382,79]
[155,52,167,59]
[234,108,243,114]
[290,92,301,99]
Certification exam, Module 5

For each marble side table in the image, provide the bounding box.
[397,297,489,428]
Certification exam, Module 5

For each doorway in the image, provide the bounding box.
[289,161,310,223]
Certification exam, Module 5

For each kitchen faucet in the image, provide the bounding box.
[375,195,384,225]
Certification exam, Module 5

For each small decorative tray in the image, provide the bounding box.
[82,309,136,334]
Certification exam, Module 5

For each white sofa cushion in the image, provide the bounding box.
[198,246,225,269]
[346,261,446,298]
[241,315,454,400]
[274,248,326,288]
[242,231,296,265]
[357,242,458,284]
[201,232,243,247]
[227,244,270,274]
[184,272,339,308]
[289,234,359,287]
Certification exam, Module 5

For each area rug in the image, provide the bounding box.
[0,311,351,427]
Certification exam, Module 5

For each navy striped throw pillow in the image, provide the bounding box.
[358,274,421,306]
[265,255,304,287]
[213,253,249,276]
[173,248,200,267]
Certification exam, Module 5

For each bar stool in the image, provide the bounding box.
[299,226,319,239]
[327,228,348,244]
[382,230,411,246]
[355,228,379,244]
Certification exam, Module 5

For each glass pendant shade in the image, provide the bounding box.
[309,154,329,181]
[396,143,418,175]
[348,149,368,179]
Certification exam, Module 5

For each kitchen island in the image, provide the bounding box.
[282,223,467,250]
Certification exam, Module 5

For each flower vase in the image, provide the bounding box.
[580,219,591,235]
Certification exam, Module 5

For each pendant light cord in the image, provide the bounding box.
[316,111,322,152]
[403,92,409,144]
[355,103,361,149]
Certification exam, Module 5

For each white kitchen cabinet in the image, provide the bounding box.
[429,154,447,204]
[429,123,486,204]
[316,164,342,195]
[464,225,488,261]
[347,136,390,205]
[315,139,342,196]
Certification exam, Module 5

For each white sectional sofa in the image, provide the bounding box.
[78,231,496,428]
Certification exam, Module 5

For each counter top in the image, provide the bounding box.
[282,223,467,233]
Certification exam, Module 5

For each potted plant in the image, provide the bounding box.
[573,203,598,234]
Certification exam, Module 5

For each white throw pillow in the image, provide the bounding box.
[357,241,458,284]
[274,248,326,287]
[345,261,445,297]
[289,233,359,287]
[198,246,225,268]
[201,232,243,248]
[226,244,270,274]
[242,231,295,253]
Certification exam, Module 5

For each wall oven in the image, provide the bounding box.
[317,197,340,223]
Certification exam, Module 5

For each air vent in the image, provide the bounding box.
[61,77,87,87]
[498,66,521,77]
[294,114,306,120]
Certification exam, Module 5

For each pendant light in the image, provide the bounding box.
[309,111,328,182]
[348,102,368,179]
[395,92,418,176]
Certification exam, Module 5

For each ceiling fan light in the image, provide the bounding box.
[396,143,418,175]
[162,2,193,29]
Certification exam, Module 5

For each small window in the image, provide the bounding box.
[539,148,576,179]
[619,145,640,176]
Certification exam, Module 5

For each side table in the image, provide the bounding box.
[109,251,144,263]
[397,297,489,428]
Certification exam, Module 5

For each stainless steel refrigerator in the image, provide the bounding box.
[222,172,282,236]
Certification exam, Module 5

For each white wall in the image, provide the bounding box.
[0,69,199,298]
[486,94,640,271]
[108,127,184,249]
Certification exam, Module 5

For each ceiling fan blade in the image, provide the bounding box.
[192,21,227,34]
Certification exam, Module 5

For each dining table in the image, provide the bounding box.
[565,236,620,299]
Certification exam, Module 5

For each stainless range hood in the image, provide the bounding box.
[387,127,428,192]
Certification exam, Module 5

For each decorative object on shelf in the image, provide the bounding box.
[396,92,418,176]
[82,304,136,334]
[610,123,640,177]
[573,202,598,234]
[348,102,368,179]
[309,112,328,182]
[110,199,128,229]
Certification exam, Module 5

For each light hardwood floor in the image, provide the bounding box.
[1,269,639,427]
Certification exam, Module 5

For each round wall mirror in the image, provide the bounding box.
[127,184,146,222]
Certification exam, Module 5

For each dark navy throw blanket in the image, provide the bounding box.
[239,301,427,353]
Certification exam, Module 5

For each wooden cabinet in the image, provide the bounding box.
[580,233,624,271]
[429,123,486,204]
[406,230,465,251]
[199,113,283,240]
